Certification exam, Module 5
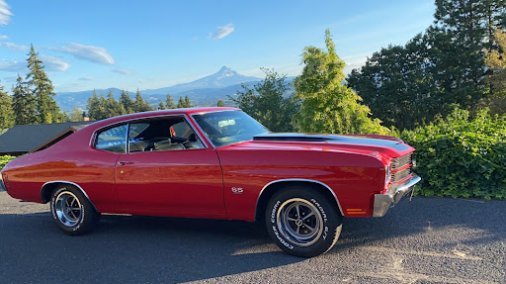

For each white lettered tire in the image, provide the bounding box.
[50,185,99,235]
[265,186,342,257]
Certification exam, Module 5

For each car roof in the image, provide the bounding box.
[86,107,240,130]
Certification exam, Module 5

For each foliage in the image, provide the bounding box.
[484,28,506,114]
[294,30,389,135]
[176,96,192,108]
[0,155,15,170]
[87,89,156,120]
[348,0,506,130]
[230,69,299,132]
[216,100,225,107]
[165,95,176,109]
[12,75,37,125]
[0,85,14,130]
[119,90,134,113]
[402,108,506,199]
[68,108,85,122]
[133,89,152,112]
[25,45,64,124]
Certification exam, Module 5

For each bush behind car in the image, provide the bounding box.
[401,108,506,200]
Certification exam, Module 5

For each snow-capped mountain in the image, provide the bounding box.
[55,67,262,112]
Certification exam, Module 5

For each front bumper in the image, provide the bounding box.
[373,175,421,217]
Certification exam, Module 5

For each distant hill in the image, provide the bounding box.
[55,66,262,112]
[55,66,295,112]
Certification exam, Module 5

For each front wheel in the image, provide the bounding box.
[50,185,99,235]
[265,187,342,257]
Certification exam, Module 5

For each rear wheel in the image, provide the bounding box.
[265,187,342,257]
[50,185,99,235]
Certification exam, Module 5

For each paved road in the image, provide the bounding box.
[0,192,504,284]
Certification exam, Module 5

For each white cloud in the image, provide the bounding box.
[111,67,130,75]
[1,41,28,51]
[0,60,24,72]
[59,42,115,65]
[42,56,70,72]
[78,76,92,81]
[0,34,8,40]
[0,0,12,25]
[210,23,235,40]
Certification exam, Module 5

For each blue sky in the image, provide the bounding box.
[0,0,435,92]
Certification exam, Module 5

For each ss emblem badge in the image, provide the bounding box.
[231,187,244,194]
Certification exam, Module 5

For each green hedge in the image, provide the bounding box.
[401,108,506,199]
[0,155,15,170]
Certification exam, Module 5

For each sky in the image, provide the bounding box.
[0,0,435,92]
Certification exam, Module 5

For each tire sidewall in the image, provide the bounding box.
[50,186,92,234]
[266,188,342,257]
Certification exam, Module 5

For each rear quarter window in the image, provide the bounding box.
[95,124,127,153]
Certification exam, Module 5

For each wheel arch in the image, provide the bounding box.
[40,181,98,212]
[254,179,344,222]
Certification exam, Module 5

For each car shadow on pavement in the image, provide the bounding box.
[0,197,504,283]
[0,212,301,283]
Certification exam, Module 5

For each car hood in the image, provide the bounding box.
[225,133,413,158]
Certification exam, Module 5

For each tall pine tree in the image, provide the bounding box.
[119,90,133,113]
[12,75,37,125]
[165,95,176,109]
[0,84,14,130]
[87,90,105,120]
[176,96,185,108]
[133,89,151,112]
[25,45,63,124]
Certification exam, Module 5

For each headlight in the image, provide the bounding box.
[385,164,392,187]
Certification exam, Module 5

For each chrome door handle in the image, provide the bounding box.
[118,161,134,166]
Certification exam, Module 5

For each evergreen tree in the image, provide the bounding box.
[0,85,14,130]
[183,96,192,108]
[231,69,299,131]
[177,96,185,108]
[106,91,124,116]
[133,89,151,112]
[295,30,388,134]
[165,95,176,109]
[348,0,506,129]
[119,90,134,114]
[158,101,165,110]
[25,45,62,123]
[217,100,225,107]
[12,75,37,125]
[87,90,106,120]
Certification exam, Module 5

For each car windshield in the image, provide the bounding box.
[193,111,268,146]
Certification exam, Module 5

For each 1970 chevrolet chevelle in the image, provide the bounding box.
[0,107,420,257]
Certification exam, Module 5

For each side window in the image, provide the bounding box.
[95,124,127,153]
[128,117,204,153]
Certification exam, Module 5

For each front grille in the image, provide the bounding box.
[392,167,411,182]
[392,154,412,170]
[391,154,413,184]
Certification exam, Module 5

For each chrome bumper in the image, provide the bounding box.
[373,175,421,217]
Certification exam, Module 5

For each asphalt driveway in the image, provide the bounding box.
[0,192,504,283]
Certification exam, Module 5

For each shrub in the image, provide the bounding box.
[402,108,506,199]
[0,155,15,170]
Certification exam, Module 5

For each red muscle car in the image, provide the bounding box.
[0,107,420,257]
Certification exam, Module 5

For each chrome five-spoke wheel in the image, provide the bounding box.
[50,185,99,235]
[276,198,323,247]
[266,187,343,257]
[54,191,83,227]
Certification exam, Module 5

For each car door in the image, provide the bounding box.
[114,115,226,219]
